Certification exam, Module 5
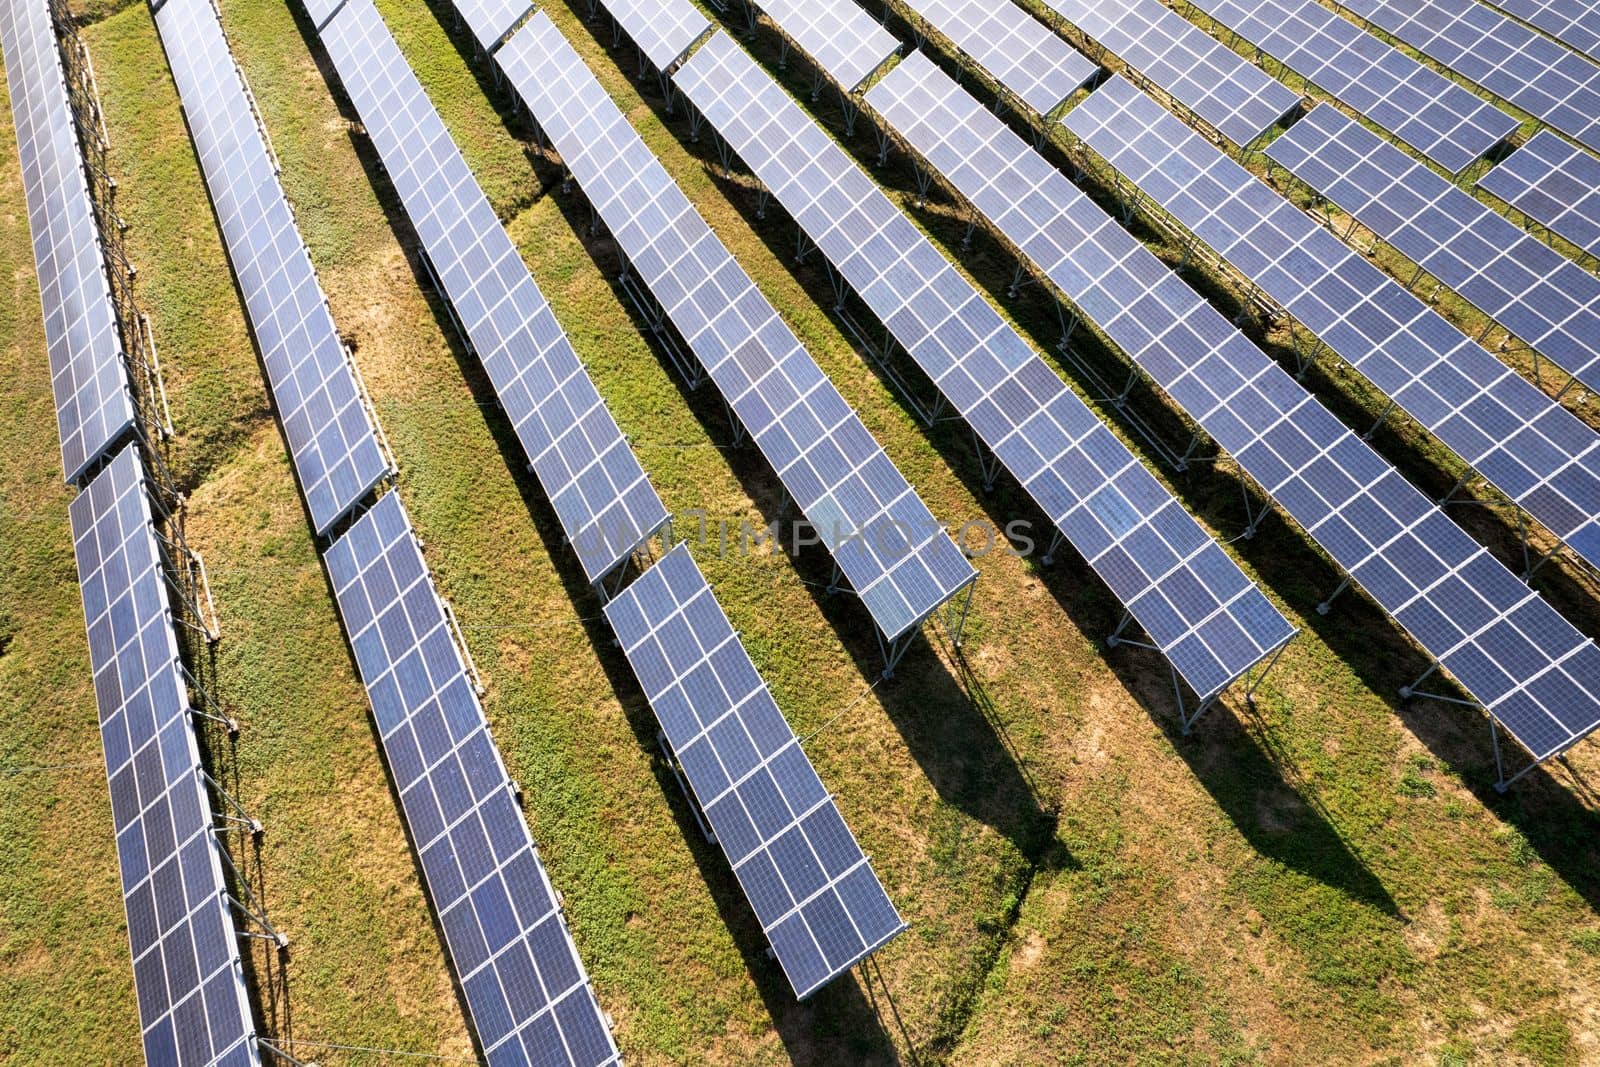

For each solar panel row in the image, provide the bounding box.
[866,53,1600,774]
[454,0,534,52]
[496,11,978,655]
[324,490,621,1067]
[605,544,906,998]
[1265,105,1600,400]
[153,0,392,536]
[1335,0,1600,155]
[749,0,900,92]
[676,31,1295,711]
[1032,0,1300,145]
[71,446,260,1067]
[1065,76,1600,572]
[0,0,137,485]
[894,0,1098,116]
[595,0,709,73]
[1186,0,1518,173]
[1480,0,1600,67]
[1478,129,1600,260]
[311,0,669,586]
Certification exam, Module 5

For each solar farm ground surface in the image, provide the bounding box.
[2,0,1600,1063]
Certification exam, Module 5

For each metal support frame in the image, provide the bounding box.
[617,259,704,389]
[216,843,288,951]
[1107,611,1293,733]
[875,578,976,680]
[657,731,716,843]
[201,770,264,838]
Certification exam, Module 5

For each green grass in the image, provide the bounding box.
[1,0,1598,1064]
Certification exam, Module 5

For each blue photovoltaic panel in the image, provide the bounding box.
[597,0,709,72]
[153,0,391,536]
[1478,130,1600,260]
[868,53,1600,765]
[1266,105,1600,400]
[751,0,899,91]
[1034,0,1299,145]
[604,544,905,998]
[323,491,620,1067]
[1065,76,1600,571]
[456,0,533,51]
[1485,0,1600,64]
[71,446,260,1067]
[312,0,669,585]
[898,0,1097,115]
[1,0,137,484]
[678,32,1295,704]
[498,12,977,643]
[302,0,347,30]
[1336,0,1600,154]
[1186,0,1517,173]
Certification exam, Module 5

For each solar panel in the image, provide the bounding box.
[454,0,533,52]
[868,53,1600,770]
[596,0,709,72]
[896,0,1098,115]
[1265,105,1600,400]
[1065,75,1600,572]
[678,31,1294,708]
[1335,0,1600,155]
[323,491,620,1067]
[1478,129,1600,260]
[153,0,391,536]
[603,544,906,998]
[1483,0,1600,65]
[497,12,977,649]
[1033,0,1299,145]
[750,0,900,91]
[1186,0,1518,173]
[70,446,260,1066]
[311,0,669,585]
[1,0,138,484]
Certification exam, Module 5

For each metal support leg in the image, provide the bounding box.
[1040,529,1064,566]
[1317,576,1351,615]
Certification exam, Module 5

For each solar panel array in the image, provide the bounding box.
[749,0,900,91]
[153,0,391,536]
[1,0,137,484]
[1033,0,1299,145]
[498,11,977,646]
[324,490,621,1067]
[1065,75,1600,571]
[1481,0,1600,67]
[312,0,669,585]
[896,0,1098,115]
[867,53,1600,765]
[604,544,906,997]
[1478,129,1600,260]
[1186,0,1518,173]
[597,0,709,72]
[71,446,260,1067]
[1336,0,1600,154]
[455,0,533,51]
[677,32,1295,705]
[1265,105,1600,400]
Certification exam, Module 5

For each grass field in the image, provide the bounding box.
[2,0,1599,1063]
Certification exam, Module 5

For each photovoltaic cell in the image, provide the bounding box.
[1,0,137,484]
[1336,0,1600,154]
[749,0,900,91]
[1266,105,1600,399]
[455,0,533,51]
[596,0,709,72]
[1186,0,1517,173]
[1033,0,1299,145]
[868,53,1600,766]
[1483,0,1600,65]
[604,544,905,998]
[324,491,620,1067]
[498,12,977,644]
[1478,129,1600,260]
[678,32,1294,704]
[896,0,1098,115]
[1066,76,1600,571]
[313,0,669,585]
[71,446,259,1067]
[153,0,391,536]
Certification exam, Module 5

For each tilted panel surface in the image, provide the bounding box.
[456,0,533,51]
[71,446,259,1066]
[678,32,1295,702]
[751,0,899,91]
[605,544,905,998]
[868,53,1600,763]
[500,11,977,642]
[899,0,1097,115]
[1483,0,1600,66]
[597,0,709,71]
[1265,105,1600,398]
[1478,129,1600,259]
[0,0,137,483]
[1065,76,1600,569]
[154,0,390,535]
[322,489,620,1067]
